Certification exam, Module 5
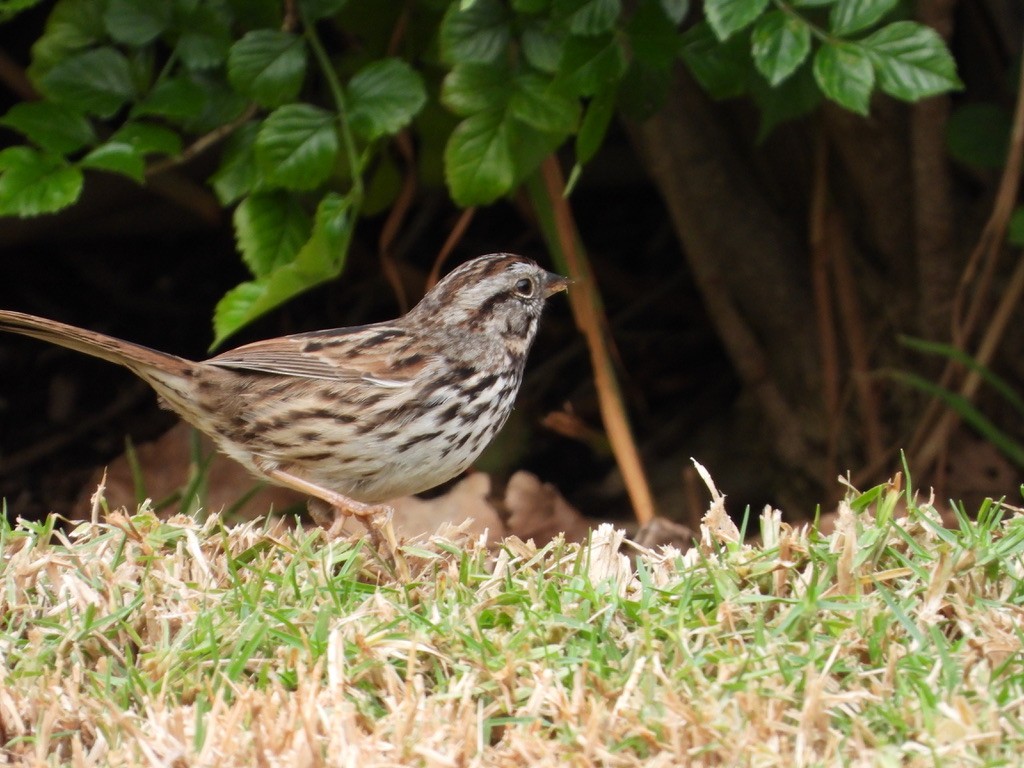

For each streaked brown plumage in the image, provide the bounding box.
[0,253,568,523]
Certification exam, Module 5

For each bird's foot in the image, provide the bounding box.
[265,466,408,579]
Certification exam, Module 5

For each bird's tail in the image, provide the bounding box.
[0,310,194,380]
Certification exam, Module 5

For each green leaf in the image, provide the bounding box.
[576,86,616,164]
[133,76,206,120]
[946,103,1010,170]
[556,33,628,96]
[441,62,512,116]
[444,110,514,206]
[177,30,232,70]
[210,122,262,205]
[680,21,750,99]
[38,47,136,118]
[255,104,339,190]
[346,58,427,141]
[861,21,962,101]
[813,42,873,115]
[509,73,580,134]
[213,279,305,348]
[0,101,96,154]
[103,0,171,46]
[561,0,621,36]
[628,0,683,70]
[522,23,564,73]
[294,192,352,274]
[0,146,83,216]
[415,100,459,189]
[29,0,106,79]
[234,192,312,277]
[513,0,550,11]
[507,119,564,185]
[887,369,1024,468]
[228,30,308,109]
[298,0,348,21]
[659,0,690,24]
[175,6,233,70]
[830,0,898,36]
[751,61,820,139]
[79,142,145,182]
[0,0,45,17]
[751,10,810,86]
[617,59,671,119]
[231,0,282,29]
[362,154,402,215]
[109,122,183,157]
[179,77,249,134]
[897,335,1024,416]
[214,194,352,347]
[440,0,511,65]
[704,0,769,41]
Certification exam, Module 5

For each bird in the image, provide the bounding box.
[0,253,569,534]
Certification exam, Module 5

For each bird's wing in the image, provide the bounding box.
[203,325,435,386]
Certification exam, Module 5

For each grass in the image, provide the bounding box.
[1,474,1023,766]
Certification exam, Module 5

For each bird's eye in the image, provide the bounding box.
[514,277,536,297]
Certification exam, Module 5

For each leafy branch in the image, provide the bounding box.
[0,0,961,343]
[687,0,961,131]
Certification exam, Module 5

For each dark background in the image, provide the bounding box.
[2,2,1022,528]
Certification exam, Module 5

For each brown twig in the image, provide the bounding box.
[0,47,37,100]
[141,103,260,226]
[830,218,886,467]
[378,132,418,312]
[427,208,476,290]
[537,155,657,525]
[387,6,410,56]
[282,0,299,32]
[809,132,841,488]
[951,29,1024,347]
[374,2,417,308]
[910,0,958,340]
[810,131,885,494]
[145,104,259,178]
[916,253,1024,472]
[909,31,1024,470]
[541,409,610,455]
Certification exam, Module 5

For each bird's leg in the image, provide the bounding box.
[260,466,404,573]
[262,467,384,518]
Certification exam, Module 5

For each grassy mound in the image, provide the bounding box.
[1,475,1022,765]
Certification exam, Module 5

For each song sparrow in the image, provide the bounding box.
[0,253,568,527]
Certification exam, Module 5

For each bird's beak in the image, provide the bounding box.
[542,272,572,297]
